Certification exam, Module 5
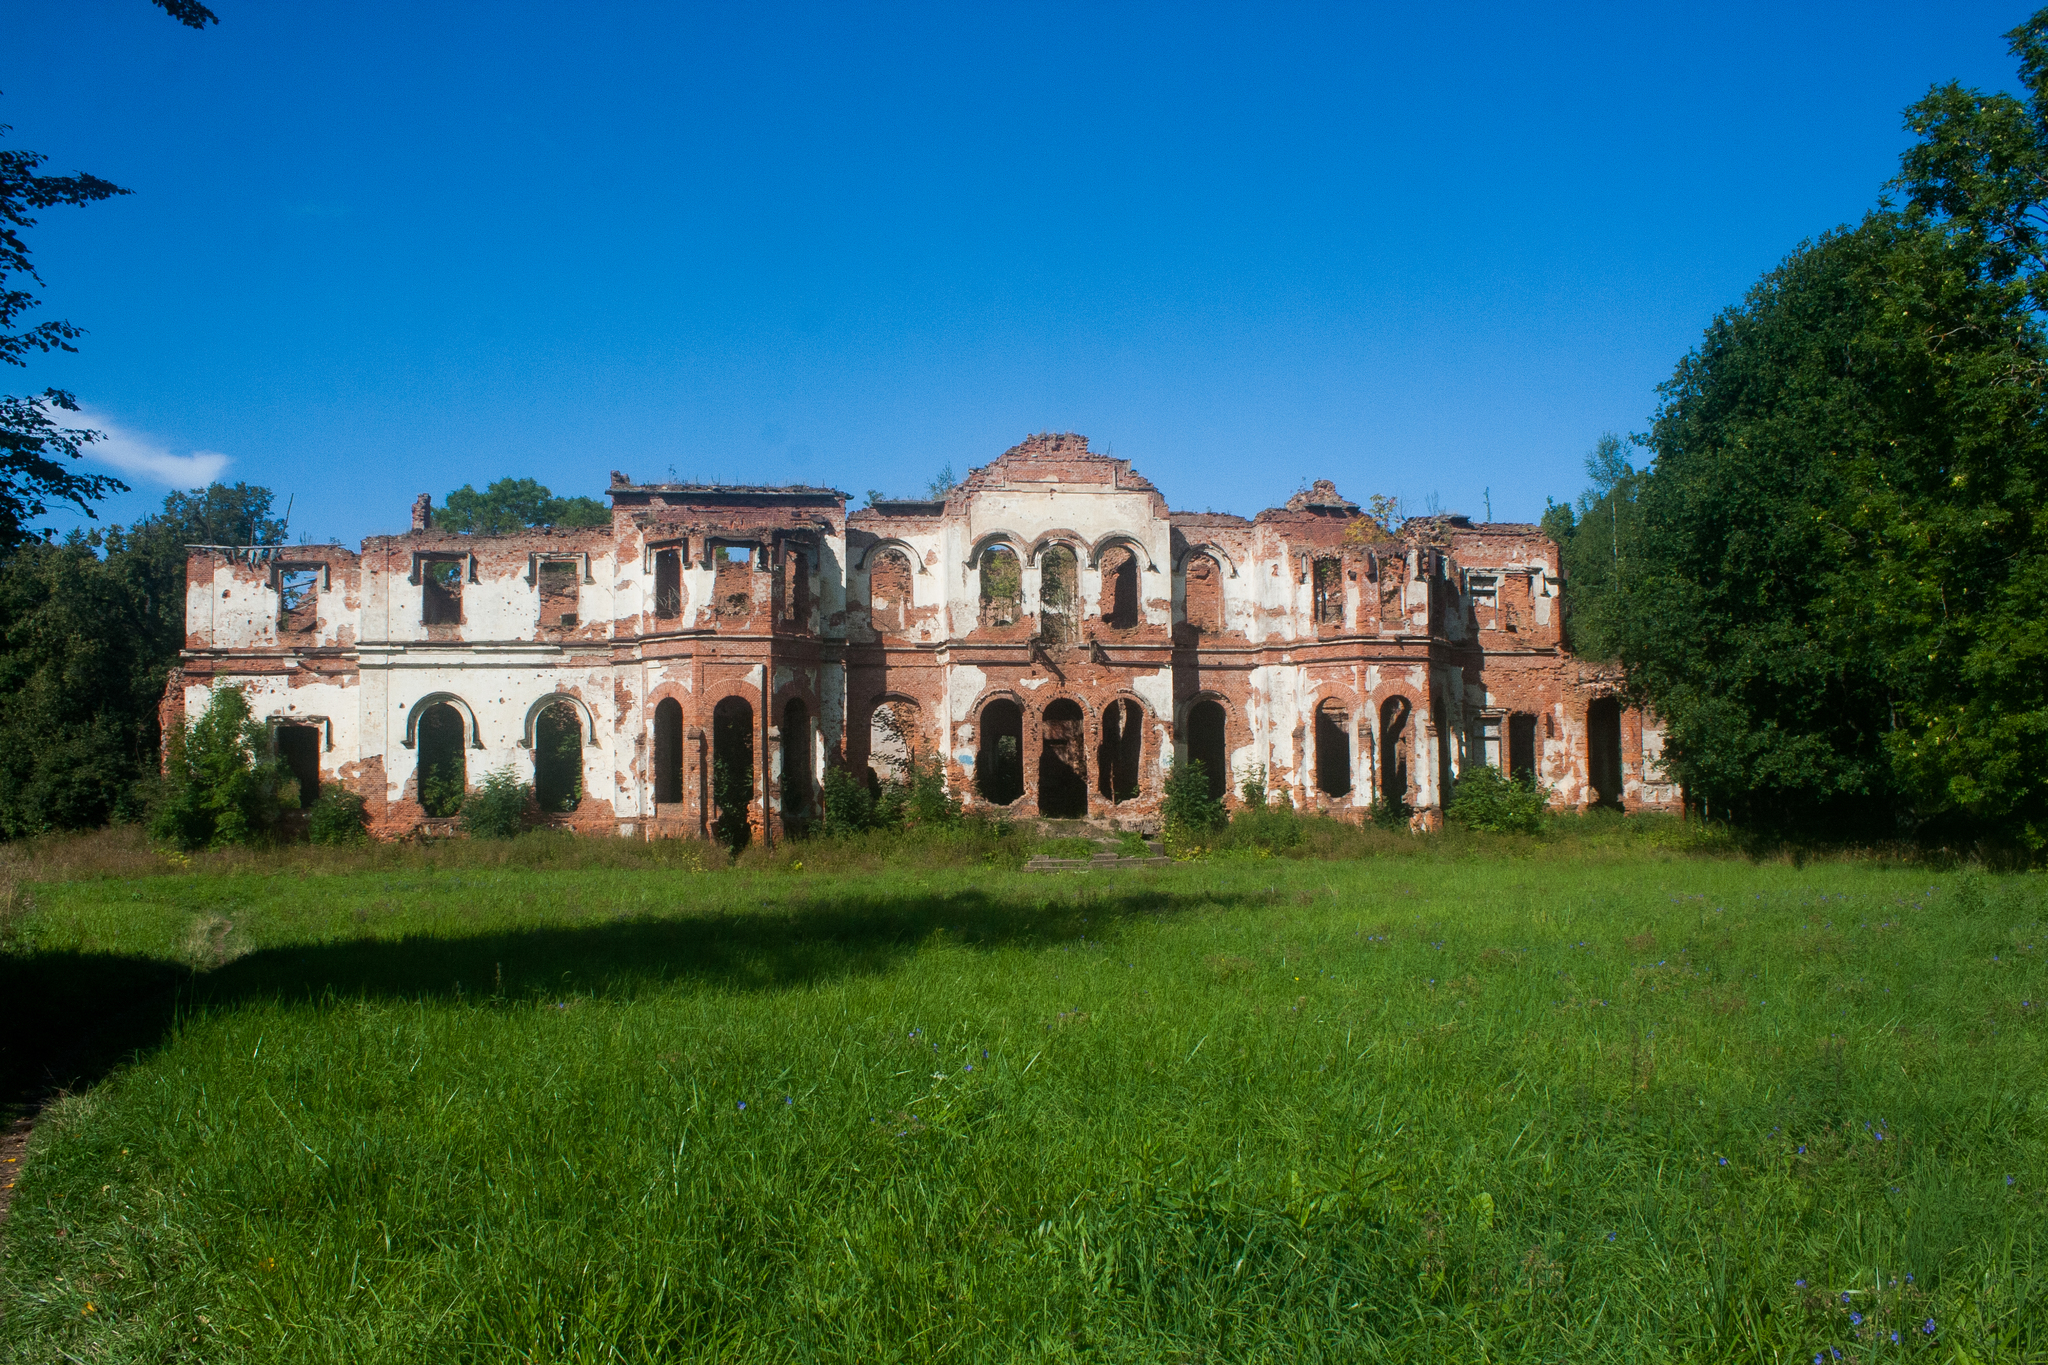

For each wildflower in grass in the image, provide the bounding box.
[1891,1333,1900,1344]
[1719,1157,1728,1166]
[1850,1312,1862,1325]
[1795,1279,1806,1288]
[737,1101,746,1111]
[784,1096,792,1105]
[1924,1319,1937,1334]
[1841,1293,1852,1305]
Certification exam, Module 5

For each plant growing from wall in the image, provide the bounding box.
[148,685,295,850]
[712,756,753,851]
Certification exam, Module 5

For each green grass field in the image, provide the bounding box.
[0,824,2043,1361]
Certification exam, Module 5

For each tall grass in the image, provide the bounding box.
[0,830,2042,1361]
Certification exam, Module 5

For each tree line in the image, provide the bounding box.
[6,6,2048,850]
[1548,7,2048,851]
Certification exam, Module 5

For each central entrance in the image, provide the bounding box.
[1038,699,1088,817]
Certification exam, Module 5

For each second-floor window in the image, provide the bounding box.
[422,558,464,625]
[1099,545,1139,629]
[653,547,683,620]
[538,560,579,628]
[277,566,319,634]
[1312,558,1343,625]
[979,546,1021,627]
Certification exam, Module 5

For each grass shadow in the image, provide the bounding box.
[2,879,1260,1115]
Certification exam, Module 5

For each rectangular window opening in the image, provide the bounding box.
[422,559,464,625]
[538,560,580,628]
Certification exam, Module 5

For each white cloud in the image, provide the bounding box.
[66,405,231,488]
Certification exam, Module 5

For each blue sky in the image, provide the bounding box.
[2,0,2030,544]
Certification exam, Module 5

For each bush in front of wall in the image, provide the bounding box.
[147,685,296,850]
[460,766,530,840]
[1446,764,1550,834]
[308,783,370,845]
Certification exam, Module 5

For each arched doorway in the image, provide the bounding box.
[1314,698,1351,798]
[1097,698,1143,803]
[533,700,583,813]
[1186,698,1228,802]
[867,699,917,789]
[1038,698,1088,817]
[976,698,1024,805]
[1587,697,1623,808]
[416,702,467,817]
[1378,696,1412,811]
[653,697,683,806]
[781,697,812,821]
[712,696,755,850]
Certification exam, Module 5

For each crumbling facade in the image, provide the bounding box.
[169,433,1678,841]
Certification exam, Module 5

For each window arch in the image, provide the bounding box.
[1184,553,1223,635]
[869,550,913,635]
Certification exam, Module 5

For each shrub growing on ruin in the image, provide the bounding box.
[820,765,876,833]
[1161,758,1225,853]
[308,783,370,845]
[1446,764,1549,834]
[460,766,530,840]
[148,686,296,850]
[1223,766,1305,852]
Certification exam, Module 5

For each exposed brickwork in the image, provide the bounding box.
[179,434,1677,840]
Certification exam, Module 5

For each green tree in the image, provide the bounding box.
[1613,216,2048,840]
[150,685,295,850]
[438,478,609,534]
[0,537,161,833]
[1546,433,1643,660]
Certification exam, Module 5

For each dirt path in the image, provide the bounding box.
[0,1111,30,1228]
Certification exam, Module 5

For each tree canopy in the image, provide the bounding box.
[1558,163,2048,845]
[437,478,609,535]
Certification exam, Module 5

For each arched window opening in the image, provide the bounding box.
[867,700,917,789]
[416,703,467,817]
[1184,554,1223,635]
[653,547,684,620]
[1096,698,1143,803]
[781,698,812,820]
[976,699,1024,805]
[979,546,1022,628]
[1378,696,1412,812]
[1314,700,1351,798]
[712,696,755,851]
[1099,545,1139,630]
[1187,699,1228,802]
[533,701,583,813]
[870,551,912,635]
[275,723,320,809]
[1508,713,1538,782]
[653,698,684,807]
[1038,699,1088,817]
[1587,697,1623,809]
[1038,545,1077,646]
[714,544,754,619]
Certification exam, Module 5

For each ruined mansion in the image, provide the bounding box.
[169,433,1679,841]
